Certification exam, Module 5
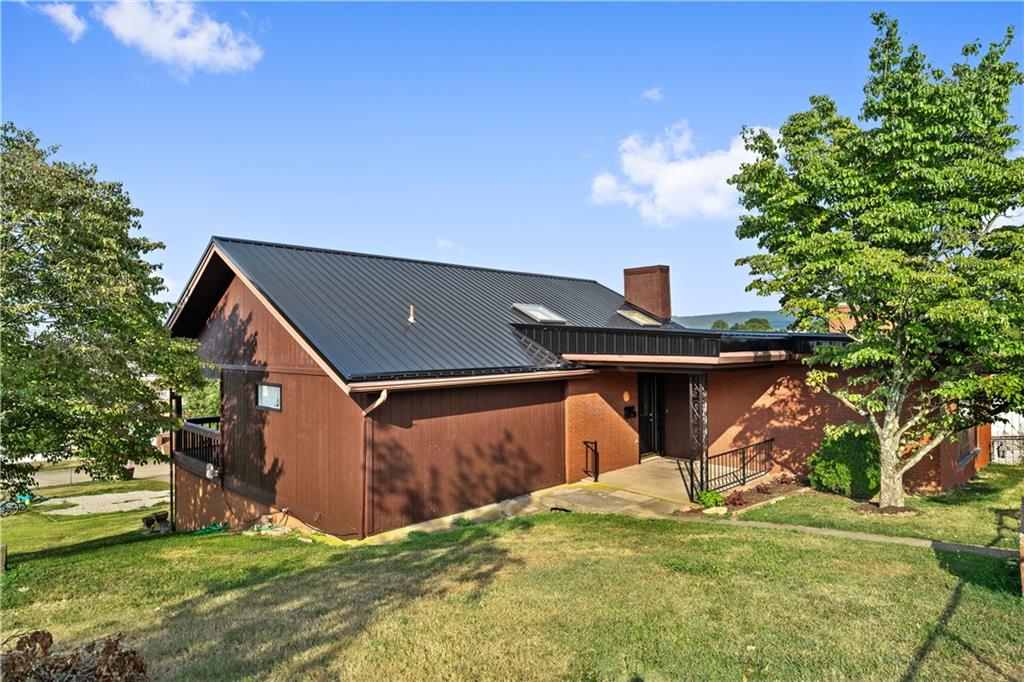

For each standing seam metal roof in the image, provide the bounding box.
[211,236,686,381]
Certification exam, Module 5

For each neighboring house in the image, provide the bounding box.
[167,237,991,538]
[991,412,1023,465]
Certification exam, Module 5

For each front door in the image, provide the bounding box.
[638,373,664,456]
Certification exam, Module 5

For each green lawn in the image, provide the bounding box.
[744,464,1024,549]
[2,505,1021,680]
[35,478,169,499]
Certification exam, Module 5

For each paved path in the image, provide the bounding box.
[33,462,170,488]
[37,490,169,516]
[542,484,1017,560]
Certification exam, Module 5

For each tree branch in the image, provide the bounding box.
[897,430,952,476]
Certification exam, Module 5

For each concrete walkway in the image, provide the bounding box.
[592,457,695,504]
[543,484,1017,560]
[538,485,684,519]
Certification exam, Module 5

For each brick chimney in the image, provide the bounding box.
[623,265,671,320]
[828,303,854,334]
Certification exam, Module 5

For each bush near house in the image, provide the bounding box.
[696,490,725,508]
[807,424,881,499]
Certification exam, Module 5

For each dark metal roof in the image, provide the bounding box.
[170,236,848,382]
[199,237,686,381]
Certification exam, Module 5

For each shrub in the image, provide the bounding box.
[755,483,772,495]
[724,490,747,507]
[807,423,881,499]
[696,490,725,508]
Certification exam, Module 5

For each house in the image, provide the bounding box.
[167,237,991,538]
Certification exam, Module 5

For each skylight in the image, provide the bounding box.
[513,303,566,325]
[617,309,661,327]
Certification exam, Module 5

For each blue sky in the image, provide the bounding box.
[4,2,1021,315]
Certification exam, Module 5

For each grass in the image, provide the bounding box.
[744,464,1024,550]
[36,459,84,471]
[2,506,1021,680]
[35,479,169,499]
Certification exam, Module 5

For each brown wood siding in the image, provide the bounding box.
[368,381,565,535]
[197,277,320,369]
[195,275,365,539]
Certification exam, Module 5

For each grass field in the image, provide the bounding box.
[1,501,1021,680]
[743,464,1024,550]
[35,479,170,500]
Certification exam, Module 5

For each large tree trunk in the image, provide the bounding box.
[878,439,906,508]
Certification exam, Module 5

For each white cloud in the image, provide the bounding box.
[94,2,263,76]
[39,3,87,42]
[436,237,466,254]
[591,120,774,224]
[641,86,664,102]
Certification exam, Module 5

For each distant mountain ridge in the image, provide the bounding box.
[673,310,794,331]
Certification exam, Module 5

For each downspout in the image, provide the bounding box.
[360,389,389,539]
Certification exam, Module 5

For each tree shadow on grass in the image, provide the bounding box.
[7,530,166,565]
[133,518,535,679]
[900,544,1022,681]
[923,466,1024,508]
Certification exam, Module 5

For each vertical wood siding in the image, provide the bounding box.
[195,276,365,539]
[368,381,565,535]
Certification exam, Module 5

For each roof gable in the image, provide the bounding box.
[171,237,681,381]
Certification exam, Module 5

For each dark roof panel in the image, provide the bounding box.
[210,236,682,381]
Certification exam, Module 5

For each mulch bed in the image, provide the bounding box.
[678,474,810,514]
[851,502,920,517]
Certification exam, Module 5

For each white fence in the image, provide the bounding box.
[992,412,1023,465]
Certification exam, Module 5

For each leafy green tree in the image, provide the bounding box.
[182,377,221,419]
[710,319,731,330]
[1,124,204,494]
[730,15,1024,507]
[731,317,773,332]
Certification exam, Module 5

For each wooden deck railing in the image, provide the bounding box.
[173,416,222,476]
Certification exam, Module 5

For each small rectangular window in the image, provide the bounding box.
[256,382,282,411]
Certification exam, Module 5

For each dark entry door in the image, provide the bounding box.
[638,374,664,456]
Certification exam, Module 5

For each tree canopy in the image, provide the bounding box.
[730,317,773,332]
[1,123,204,494]
[730,14,1024,506]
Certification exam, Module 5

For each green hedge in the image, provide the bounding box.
[807,424,880,499]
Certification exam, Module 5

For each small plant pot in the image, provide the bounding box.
[120,466,136,481]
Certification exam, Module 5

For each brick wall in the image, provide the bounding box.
[707,364,991,491]
[565,371,639,481]
[707,363,855,474]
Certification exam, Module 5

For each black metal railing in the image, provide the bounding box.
[173,416,222,475]
[703,438,773,492]
[583,440,599,482]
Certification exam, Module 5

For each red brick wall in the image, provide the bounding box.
[707,363,856,474]
[903,450,942,494]
[708,364,991,492]
[565,371,639,481]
